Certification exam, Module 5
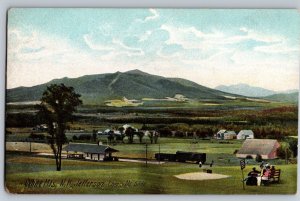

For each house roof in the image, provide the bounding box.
[63,143,119,154]
[217,129,226,134]
[225,131,236,135]
[238,130,254,135]
[237,139,279,155]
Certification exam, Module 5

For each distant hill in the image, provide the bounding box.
[7,69,237,105]
[215,83,298,98]
[263,92,299,103]
[215,83,275,97]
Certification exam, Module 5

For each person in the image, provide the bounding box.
[209,160,214,167]
[261,165,272,185]
[248,167,260,177]
[199,161,202,168]
[246,167,260,186]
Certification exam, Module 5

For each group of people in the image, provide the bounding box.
[245,163,276,186]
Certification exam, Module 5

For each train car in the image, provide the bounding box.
[155,153,177,161]
[176,151,206,163]
[155,151,206,163]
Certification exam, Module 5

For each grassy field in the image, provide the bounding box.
[5,152,297,194]
[5,102,298,194]
[5,137,297,194]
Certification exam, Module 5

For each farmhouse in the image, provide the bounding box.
[237,130,254,140]
[236,139,280,159]
[216,130,236,140]
[64,143,119,161]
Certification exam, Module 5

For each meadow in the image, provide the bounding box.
[5,101,298,194]
[5,137,297,194]
[5,151,297,194]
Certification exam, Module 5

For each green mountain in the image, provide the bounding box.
[263,92,299,103]
[7,69,237,105]
[215,83,276,97]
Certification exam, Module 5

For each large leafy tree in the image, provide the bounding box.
[37,84,82,171]
[125,127,135,144]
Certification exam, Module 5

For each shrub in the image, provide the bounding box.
[255,154,263,162]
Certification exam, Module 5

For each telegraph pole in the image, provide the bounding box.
[158,143,160,165]
[145,143,148,167]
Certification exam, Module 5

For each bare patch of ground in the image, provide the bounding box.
[175,172,230,181]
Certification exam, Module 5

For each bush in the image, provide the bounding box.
[72,135,78,141]
[246,155,253,159]
[255,154,263,162]
[233,149,239,154]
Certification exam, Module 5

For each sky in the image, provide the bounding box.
[7,8,300,91]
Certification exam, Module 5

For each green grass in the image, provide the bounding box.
[5,153,297,194]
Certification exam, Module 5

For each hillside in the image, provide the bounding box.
[263,92,299,103]
[215,83,275,97]
[7,70,236,105]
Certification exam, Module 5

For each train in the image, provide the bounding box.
[155,151,206,163]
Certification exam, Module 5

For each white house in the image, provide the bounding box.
[216,129,226,139]
[237,130,254,140]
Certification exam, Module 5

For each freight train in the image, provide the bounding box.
[155,151,206,163]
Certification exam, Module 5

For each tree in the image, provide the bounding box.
[285,137,298,157]
[125,127,135,143]
[118,127,125,143]
[153,131,159,144]
[92,129,97,142]
[136,131,144,144]
[37,84,82,171]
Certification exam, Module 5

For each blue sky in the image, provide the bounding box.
[7,8,300,91]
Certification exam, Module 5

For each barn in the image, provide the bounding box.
[237,130,254,140]
[64,143,119,161]
[236,139,280,159]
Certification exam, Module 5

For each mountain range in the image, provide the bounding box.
[7,70,236,105]
[215,83,298,97]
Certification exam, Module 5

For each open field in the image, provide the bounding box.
[5,102,298,194]
[5,152,297,194]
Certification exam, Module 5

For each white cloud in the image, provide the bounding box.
[83,34,115,51]
[144,9,159,22]
[83,34,144,57]
[254,43,299,53]
[160,24,285,50]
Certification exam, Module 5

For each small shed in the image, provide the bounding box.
[237,130,254,140]
[224,131,237,140]
[236,139,280,159]
[216,130,236,140]
[63,143,119,161]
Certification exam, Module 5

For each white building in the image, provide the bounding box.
[216,130,236,140]
[237,130,254,140]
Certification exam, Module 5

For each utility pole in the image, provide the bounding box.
[158,143,160,165]
[145,143,148,167]
[29,141,32,153]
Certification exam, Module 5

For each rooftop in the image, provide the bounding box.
[63,143,119,154]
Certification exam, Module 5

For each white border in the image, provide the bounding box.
[1,1,300,201]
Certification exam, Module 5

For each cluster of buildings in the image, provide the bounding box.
[215,129,254,140]
[97,124,138,136]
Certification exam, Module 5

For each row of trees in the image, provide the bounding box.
[72,128,159,144]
